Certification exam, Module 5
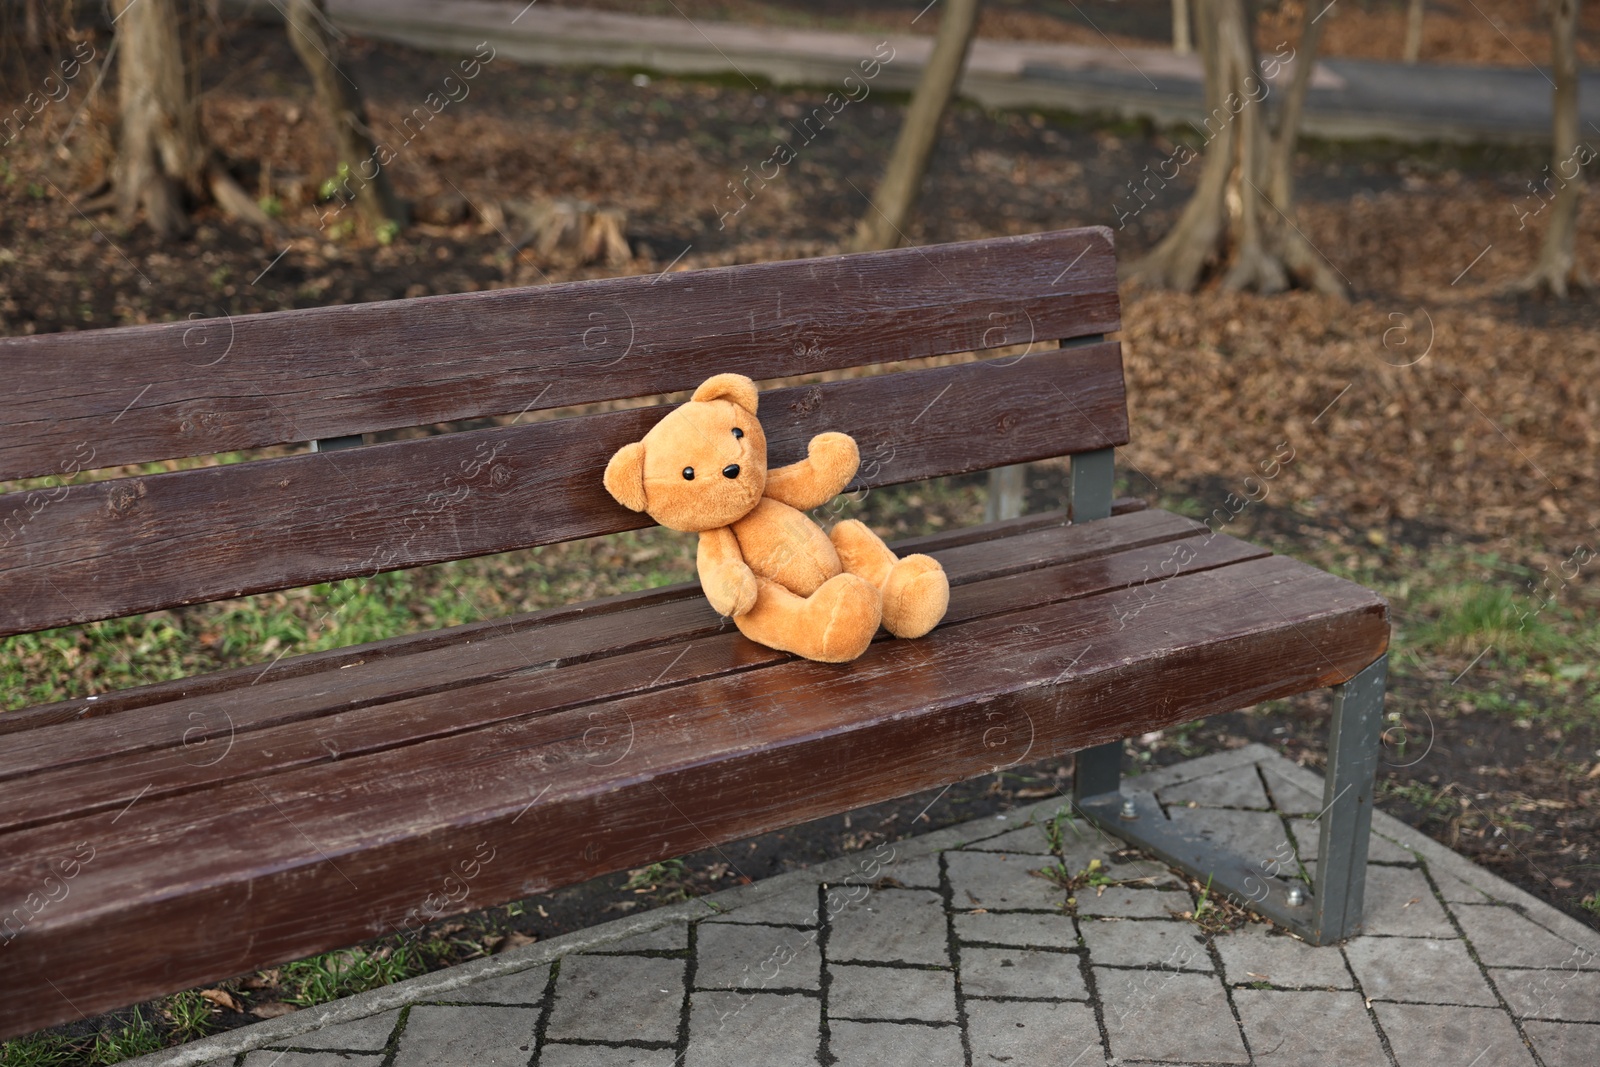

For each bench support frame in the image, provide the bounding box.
[1062,446,1386,946]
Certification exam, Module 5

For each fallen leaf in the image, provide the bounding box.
[1014,787,1056,798]
[200,989,240,1012]
[1402,897,1421,908]
[497,930,538,953]
[252,1002,298,1019]
[1247,972,1271,980]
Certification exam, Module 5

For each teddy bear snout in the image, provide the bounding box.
[722,464,741,479]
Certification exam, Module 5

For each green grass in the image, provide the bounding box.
[0,1010,162,1067]
[279,944,427,1006]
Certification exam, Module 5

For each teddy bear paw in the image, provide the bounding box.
[881,554,949,639]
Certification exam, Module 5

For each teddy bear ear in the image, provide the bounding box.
[691,373,758,415]
[603,441,649,513]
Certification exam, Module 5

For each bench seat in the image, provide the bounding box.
[0,505,1386,1033]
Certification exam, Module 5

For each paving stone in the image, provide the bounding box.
[539,1047,678,1066]
[447,964,551,1005]
[830,889,949,965]
[1344,937,1496,1005]
[1095,967,1248,1064]
[268,1009,400,1050]
[704,884,819,926]
[944,851,1061,911]
[1289,818,1417,864]
[1080,919,1212,972]
[1338,864,1455,937]
[1074,886,1190,919]
[964,997,1102,1066]
[1430,864,1500,904]
[1454,904,1597,970]
[1258,761,1325,815]
[1374,1002,1536,1067]
[960,821,1056,854]
[1160,766,1271,809]
[686,990,819,1067]
[389,1005,538,1066]
[877,851,941,889]
[959,947,1087,1000]
[1233,989,1387,1065]
[827,965,956,1022]
[1494,967,1600,1021]
[953,910,1078,949]
[588,924,688,952]
[1214,923,1352,989]
[695,921,821,991]
[243,1053,381,1066]
[546,955,684,1043]
[827,1020,963,1067]
[1522,1019,1600,1067]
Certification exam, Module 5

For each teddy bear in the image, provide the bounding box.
[603,373,950,663]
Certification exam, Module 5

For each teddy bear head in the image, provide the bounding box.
[604,373,769,532]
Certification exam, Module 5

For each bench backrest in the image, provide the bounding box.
[0,227,1125,640]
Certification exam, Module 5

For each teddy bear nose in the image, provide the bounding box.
[722,464,741,479]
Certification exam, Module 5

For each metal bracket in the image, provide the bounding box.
[1072,655,1387,946]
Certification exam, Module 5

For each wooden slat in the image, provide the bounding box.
[0,228,1118,481]
[0,345,1129,638]
[0,555,1387,1036]
[0,509,1200,778]
[0,527,1263,833]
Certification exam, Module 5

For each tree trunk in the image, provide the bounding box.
[114,0,205,238]
[848,0,980,252]
[25,0,42,49]
[1172,0,1192,55]
[1514,0,1586,298]
[285,0,404,233]
[1129,0,1345,298]
[1403,0,1425,63]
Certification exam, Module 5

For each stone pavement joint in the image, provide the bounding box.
[129,745,1600,1067]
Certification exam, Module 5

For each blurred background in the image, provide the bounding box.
[2,0,1597,1058]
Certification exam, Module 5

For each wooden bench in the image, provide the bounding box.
[0,227,1389,1039]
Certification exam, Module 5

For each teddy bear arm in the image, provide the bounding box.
[696,528,759,617]
[763,432,861,511]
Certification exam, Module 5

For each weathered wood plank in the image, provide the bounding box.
[0,508,1200,777]
[0,528,1263,832]
[0,555,1387,1036]
[0,228,1118,481]
[0,344,1129,638]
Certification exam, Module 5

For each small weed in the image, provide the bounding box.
[90,1009,163,1064]
[0,1033,76,1066]
[1578,893,1600,917]
[161,991,215,1042]
[1042,805,1079,853]
[623,858,691,903]
[278,944,423,1006]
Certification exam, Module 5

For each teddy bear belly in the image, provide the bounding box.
[731,498,842,597]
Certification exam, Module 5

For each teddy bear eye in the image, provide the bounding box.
[732,427,744,439]
[682,467,695,481]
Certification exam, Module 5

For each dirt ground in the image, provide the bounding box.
[2,9,1598,1055]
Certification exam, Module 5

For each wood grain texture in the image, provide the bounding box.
[0,509,1202,779]
[0,228,1118,481]
[0,344,1129,638]
[0,554,1387,1036]
[0,523,1258,832]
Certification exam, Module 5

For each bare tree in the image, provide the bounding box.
[1129,0,1344,296]
[1513,0,1588,298]
[285,0,403,232]
[113,0,206,237]
[848,0,980,252]
[1403,0,1425,63]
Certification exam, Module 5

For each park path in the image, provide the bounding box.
[131,744,1598,1066]
[297,0,1600,144]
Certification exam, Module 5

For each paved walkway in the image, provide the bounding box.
[290,0,1599,144]
[133,744,1599,1067]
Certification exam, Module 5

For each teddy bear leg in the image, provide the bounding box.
[831,520,950,640]
[734,575,882,663]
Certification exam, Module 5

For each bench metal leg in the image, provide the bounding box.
[1071,654,1387,945]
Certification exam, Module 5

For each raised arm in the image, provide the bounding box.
[696,526,759,617]
[763,432,860,511]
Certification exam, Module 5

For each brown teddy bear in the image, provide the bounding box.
[603,373,949,662]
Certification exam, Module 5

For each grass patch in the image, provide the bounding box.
[0,1009,162,1067]
[278,944,427,1006]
